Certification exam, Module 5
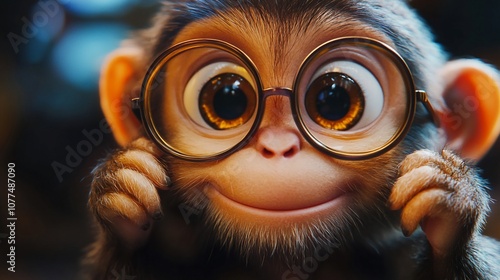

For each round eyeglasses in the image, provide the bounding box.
[132,37,439,161]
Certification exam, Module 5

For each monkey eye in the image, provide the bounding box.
[305,73,364,131]
[304,61,384,131]
[183,62,257,130]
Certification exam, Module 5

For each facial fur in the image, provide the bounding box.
[150,0,444,260]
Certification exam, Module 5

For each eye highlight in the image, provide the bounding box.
[305,73,365,131]
[199,73,256,130]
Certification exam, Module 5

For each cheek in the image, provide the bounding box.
[168,147,399,216]
[342,152,400,200]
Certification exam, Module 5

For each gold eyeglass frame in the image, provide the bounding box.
[132,37,439,161]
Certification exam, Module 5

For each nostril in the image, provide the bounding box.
[283,146,298,158]
[262,148,275,159]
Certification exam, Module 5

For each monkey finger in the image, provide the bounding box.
[389,165,445,210]
[129,137,164,158]
[97,192,152,231]
[97,193,154,248]
[114,168,163,219]
[399,149,445,175]
[400,150,467,180]
[116,149,170,189]
[400,188,450,237]
[440,150,467,170]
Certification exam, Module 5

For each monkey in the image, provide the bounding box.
[82,0,500,279]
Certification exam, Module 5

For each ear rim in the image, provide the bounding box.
[437,59,500,161]
[100,47,144,147]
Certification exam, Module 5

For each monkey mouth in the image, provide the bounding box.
[204,186,348,224]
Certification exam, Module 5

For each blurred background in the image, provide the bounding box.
[0,0,499,279]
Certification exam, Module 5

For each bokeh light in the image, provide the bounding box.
[62,0,138,16]
[22,3,66,63]
[50,23,129,91]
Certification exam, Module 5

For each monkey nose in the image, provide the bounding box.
[255,127,301,159]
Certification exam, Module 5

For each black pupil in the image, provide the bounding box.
[316,77,350,121]
[213,74,248,120]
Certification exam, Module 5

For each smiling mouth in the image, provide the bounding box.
[204,186,348,224]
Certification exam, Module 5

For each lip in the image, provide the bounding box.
[204,185,347,225]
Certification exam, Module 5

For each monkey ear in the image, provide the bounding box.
[437,59,500,160]
[100,48,144,147]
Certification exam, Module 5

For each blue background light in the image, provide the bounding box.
[51,23,129,91]
[22,4,66,64]
[62,0,138,16]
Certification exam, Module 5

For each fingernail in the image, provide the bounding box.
[402,228,410,237]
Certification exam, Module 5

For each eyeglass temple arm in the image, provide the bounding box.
[416,90,441,127]
[131,97,142,121]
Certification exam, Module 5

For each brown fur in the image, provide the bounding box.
[84,1,500,279]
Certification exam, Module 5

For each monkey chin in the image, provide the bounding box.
[201,184,367,262]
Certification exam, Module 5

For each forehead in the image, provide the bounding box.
[172,7,392,87]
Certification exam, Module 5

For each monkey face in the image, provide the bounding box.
[127,8,443,256]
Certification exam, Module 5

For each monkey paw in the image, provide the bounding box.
[389,149,490,257]
[89,138,169,247]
